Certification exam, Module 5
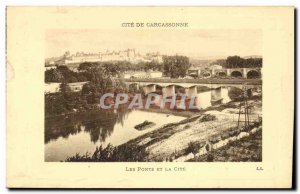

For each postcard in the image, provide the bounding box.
[6,6,294,188]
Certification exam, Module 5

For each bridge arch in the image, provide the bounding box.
[214,69,227,77]
[231,71,243,78]
[217,71,227,77]
[201,70,211,78]
[247,70,260,79]
[142,84,164,95]
[165,84,185,94]
[128,83,140,92]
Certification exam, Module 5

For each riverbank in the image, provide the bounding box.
[189,130,262,162]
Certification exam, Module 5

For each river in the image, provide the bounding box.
[45,87,247,161]
[45,110,185,161]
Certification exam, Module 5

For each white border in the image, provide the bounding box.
[1,1,298,193]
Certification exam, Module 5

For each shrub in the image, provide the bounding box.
[199,114,216,122]
[66,143,149,162]
[185,142,201,155]
[207,154,214,162]
[184,124,191,129]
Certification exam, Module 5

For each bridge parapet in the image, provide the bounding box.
[187,67,261,78]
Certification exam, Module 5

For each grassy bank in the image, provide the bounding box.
[189,130,262,162]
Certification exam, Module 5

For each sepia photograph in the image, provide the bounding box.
[6,6,293,188]
[44,29,263,162]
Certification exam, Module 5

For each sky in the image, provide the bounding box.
[46,29,262,59]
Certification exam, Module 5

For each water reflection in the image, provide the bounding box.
[45,108,131,144]
[45,109,185,161]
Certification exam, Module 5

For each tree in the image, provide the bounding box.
[225,56,262,68]
[81,82,97,95]
[225,56,244,68]
[67,76,78,83]
[45,69,64,82]
[81,65,126,97]
[59,81,71,94]
[77,73,88,82]
[145,61,163,71]
[45,65,95,83]
[163,55,191,78]
[78,62,98,72]
[45,93,66,115]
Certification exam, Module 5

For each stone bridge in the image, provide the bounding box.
[125,81,261,101]
[188,68,261,78]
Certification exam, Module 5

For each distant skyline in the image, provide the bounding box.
[46,29,262,59]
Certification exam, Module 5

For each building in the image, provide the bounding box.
[68,82,88,92]
[45,83,61,93]
[123,71,163,79]
[45,82,88,94]
[58,49,163,65]
[45,64,57,71]
[211,64,223,70]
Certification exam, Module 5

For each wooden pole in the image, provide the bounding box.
[237,100,242,129]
